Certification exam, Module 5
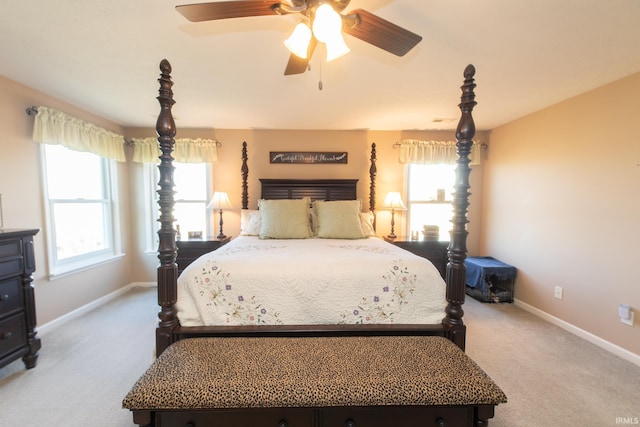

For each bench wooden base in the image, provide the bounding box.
[124,336,506,427]
[132,404,498,427]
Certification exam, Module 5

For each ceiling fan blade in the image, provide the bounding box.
[176,1,280,22]
[284,36,318,75]
[284,55,310,76]
[343,9,422,56]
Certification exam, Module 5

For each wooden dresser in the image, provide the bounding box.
[0,229,40,369]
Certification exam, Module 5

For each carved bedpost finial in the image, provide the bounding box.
[160,58,172,74]
[241,141,249,210]
[155,59,179,356]
[157,59,176,139]
[443,64,478,350]
[456,64,477,144]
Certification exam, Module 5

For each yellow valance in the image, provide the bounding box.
[398,139,482,165]
[131,137,219,164]
[32,106,126,162]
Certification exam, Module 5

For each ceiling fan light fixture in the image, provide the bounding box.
[284,22,312,58]
[312,3,342,44]
[325,32,350,61]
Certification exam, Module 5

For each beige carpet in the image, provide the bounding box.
[1,286,638,426]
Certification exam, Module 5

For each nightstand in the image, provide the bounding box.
[176,237,231,276]
[384,236,448,279]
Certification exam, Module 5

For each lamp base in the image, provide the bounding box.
[216,209,226,240]
[388,209,397,240]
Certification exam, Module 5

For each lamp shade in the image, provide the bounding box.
[325,31,350,61]
[312,3,342,43]
[284,22,312,59]
[382,192,406,210]
[207,192,232,210]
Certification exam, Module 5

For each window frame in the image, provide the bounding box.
[40,145,122,278]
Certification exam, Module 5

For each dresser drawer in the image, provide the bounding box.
[0,238,22,258]
[0,313,27,356]
[0,258,24,281]
[0,237,24,280]
[323,406,473,427]
[0,277,23,316]
[157,408,313,427]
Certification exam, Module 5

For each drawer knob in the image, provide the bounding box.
[346,419,356,427]
[0,294,9,302]
[1,332,13,340]
[278,420,288,427]
[436,418,448,427]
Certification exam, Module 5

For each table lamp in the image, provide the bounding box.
[207,191,232,239]
[382,192,406,239]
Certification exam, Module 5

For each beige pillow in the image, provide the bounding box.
[314,200,366,239]
[309,208,319,236]
[240,209,261,236]
[360,211,375,237]
[259,198,311,239]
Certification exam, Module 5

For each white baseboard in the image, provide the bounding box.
[38,282,157,335]
[514,298,640,368]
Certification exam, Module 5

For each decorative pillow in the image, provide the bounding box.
[314,200,366,239]
[240,209,262,236]
[360,211,375,237]
[309,208,319,236]
[258,198,312,239]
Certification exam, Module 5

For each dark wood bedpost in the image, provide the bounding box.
[443,64,477,350]
[241,141,249,209]
[369,143,377,230]
[155,59,179,356]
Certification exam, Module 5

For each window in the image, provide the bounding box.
[406,164,456,241]
[145,162,211,248]
[173,162,210,238]
[42,144,121,277]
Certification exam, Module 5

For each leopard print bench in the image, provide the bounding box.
[123,336,506,426]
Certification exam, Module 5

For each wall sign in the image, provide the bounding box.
[269,152,348,164]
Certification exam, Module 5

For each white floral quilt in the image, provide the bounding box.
[176,236,447,326]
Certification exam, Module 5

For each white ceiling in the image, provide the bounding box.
[2,0,640,131]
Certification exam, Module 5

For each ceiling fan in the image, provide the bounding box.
[175,0,422,75]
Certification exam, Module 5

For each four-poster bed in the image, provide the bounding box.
[123,59,507,427]
[153,59,477,356]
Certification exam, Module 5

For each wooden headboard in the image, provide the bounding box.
[259,179,358,202]
[240,142,377,222]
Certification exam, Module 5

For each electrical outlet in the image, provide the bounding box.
[554,286,563,300]
[619,304,634,326]
[621,311,634,326]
